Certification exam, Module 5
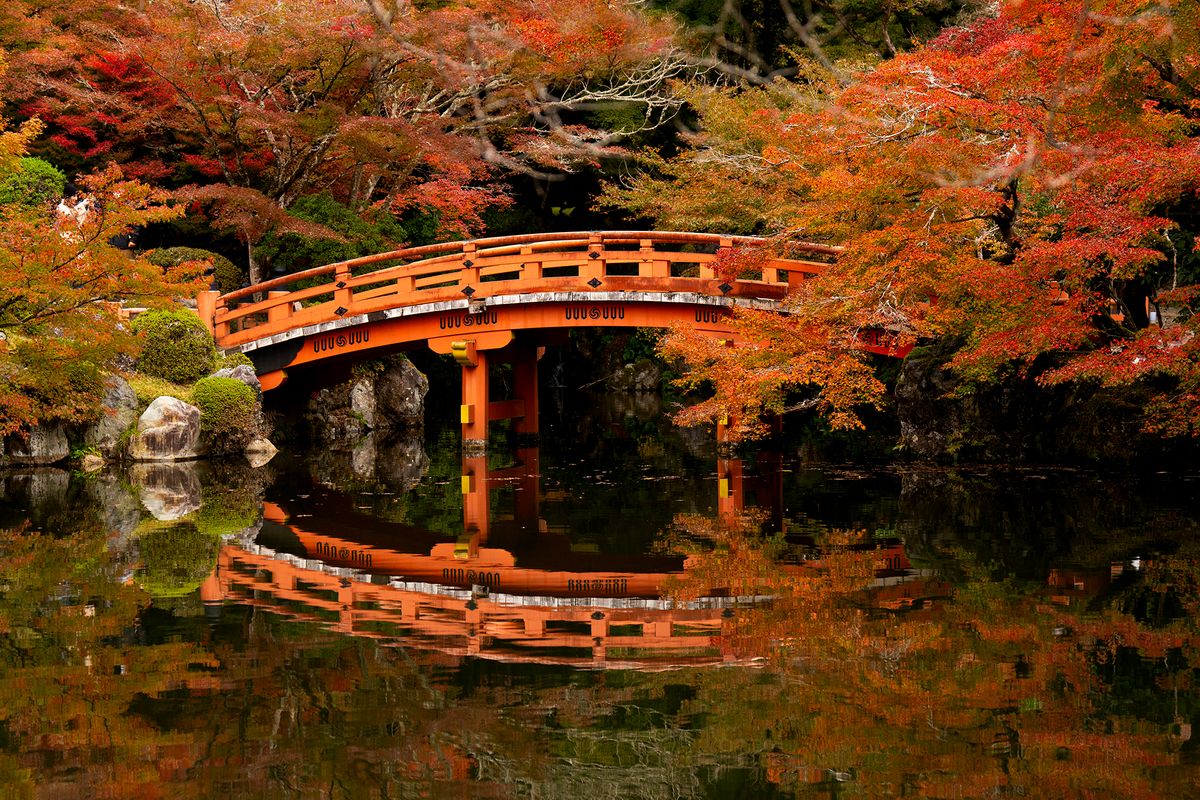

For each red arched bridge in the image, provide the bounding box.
[197,231,910,448]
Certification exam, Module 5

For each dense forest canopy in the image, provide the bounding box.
[2,0,1200,440]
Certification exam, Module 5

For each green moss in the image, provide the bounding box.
[192,376,258,454]
[132,310,216,383]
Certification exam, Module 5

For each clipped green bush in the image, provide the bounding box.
[148,246,243,294]
[132,310,216,383]
[0,157,66,208]
[135,524,219,598]
[192,375,258,454]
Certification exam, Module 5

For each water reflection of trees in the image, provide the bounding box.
[2,461,1200,796]
[652,511,1200,797]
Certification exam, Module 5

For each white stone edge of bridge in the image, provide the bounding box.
[227,291,781,354]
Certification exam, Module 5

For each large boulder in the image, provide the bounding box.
[306,357,427,444]
[375,358,428,429]
[129,396,203,461]
[83,374,138,457]
[3,425,69,466]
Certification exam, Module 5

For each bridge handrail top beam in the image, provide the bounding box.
[218,230,842,304]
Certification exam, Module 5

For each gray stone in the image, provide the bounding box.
[129,396,202,461]
[375,358,428,429]
[350,379,376,429]
[376,433,430,491]
[3,425,69,465]
[211,364,262,395]
[609,359,662,392]
[130,461,202,520]
[83,374,138,457]
[306,358,427,444]
[244,436,278,468]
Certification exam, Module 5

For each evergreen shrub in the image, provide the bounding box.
[0,157,66,208]
[132,310,215,383]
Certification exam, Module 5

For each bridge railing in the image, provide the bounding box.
[205,231,837,347]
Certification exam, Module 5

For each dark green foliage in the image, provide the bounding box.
[254,194,426,275]
[132,310,216,383]
[148,247,243,294]
[191,375,258,454]
[0,157,66,208]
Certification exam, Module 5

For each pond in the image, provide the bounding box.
[2,390,1198,797]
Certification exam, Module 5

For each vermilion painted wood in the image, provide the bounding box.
[196,232,914,400]
[205,231,836,345]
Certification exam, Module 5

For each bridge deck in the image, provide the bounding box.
[201,231,837,351]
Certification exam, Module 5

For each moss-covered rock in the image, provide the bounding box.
[191,376,260,455]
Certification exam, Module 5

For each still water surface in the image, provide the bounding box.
[2,394,1199,797]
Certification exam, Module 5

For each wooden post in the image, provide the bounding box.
[718,457,744,519]
[334,264,352,311]
[461,242,479,288]
[513,346,539,439]
[461,349,489,450]
[462,454,489,546]
[583,232,604,281]
[196,290,220,335]
[514,445,540,536]
[267,290,291,324]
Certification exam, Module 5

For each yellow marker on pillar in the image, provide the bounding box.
[460,404,474,425]
[719,476,731,498]
[461,473,475,494]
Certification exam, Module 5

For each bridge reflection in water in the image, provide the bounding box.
[199,447,941,669]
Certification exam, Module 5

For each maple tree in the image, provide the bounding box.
[608,0,1200,436]
[0,98,204,433]
[1,0,685,284]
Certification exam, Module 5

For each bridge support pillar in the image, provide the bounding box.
[460,350,490,453]
[512,346,540,442]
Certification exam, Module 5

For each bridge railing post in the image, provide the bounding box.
[640,238,669,278]
[334,265,352,311]
[197,290,219,335]
[214,298,230,338]
[267,290,291,324]
[520,245,538,280]
[701,237,732,280]
[461,242,479,289]
[583,233,604,282]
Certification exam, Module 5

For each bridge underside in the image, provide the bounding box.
[234,292,762,449]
